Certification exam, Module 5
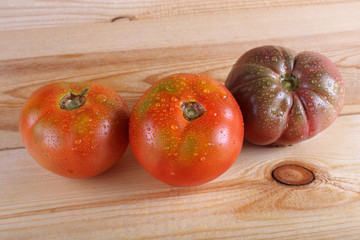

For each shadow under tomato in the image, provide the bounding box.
[82,146,166,188]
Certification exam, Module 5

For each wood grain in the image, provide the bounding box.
[2,2,360,61]
[1,3,360,149]
[1,34,360,150]
[1,1,360,239]
[1,0,357,31]
[1,114,360,239]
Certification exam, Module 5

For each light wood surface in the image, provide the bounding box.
[1,1,360,239]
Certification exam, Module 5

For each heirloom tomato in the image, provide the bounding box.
[225,46,345,146]
[129,73,244,187]
[19,82,129,178]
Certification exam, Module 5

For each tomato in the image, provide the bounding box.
[225,45,345,146]
[129,73,244,187]
[19,82,129,178]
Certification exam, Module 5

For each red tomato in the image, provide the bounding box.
[225,45,345,146]
[129,73,244,187]
[19,82,129,178]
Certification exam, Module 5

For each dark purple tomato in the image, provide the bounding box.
[225,46,345,146]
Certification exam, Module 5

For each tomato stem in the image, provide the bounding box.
[181,101,205,121]
[59,88,89,111]
[280,73,300,92]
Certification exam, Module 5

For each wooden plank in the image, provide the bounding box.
[1,3,360,149]
[1,30,359,149]
[1,2,360,61]
[0,0,356,31]
[1,114,360,239]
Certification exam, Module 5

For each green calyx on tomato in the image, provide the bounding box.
[180,101,206,121]
[280,73,299,92]
[59,87,89,111]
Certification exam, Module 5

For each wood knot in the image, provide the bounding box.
[111,15,136,22]
[272,165,315,186]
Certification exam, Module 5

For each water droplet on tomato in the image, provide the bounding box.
[165,85,174,92]
[75,139,82,145]
[171,124,178,130]
[200,157,206,161]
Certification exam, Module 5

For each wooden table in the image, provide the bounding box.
[1,1,360,239]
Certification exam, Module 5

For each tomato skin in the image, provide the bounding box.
[19,82,129,178]
[225,46,345,146]
[129,73,244,187]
